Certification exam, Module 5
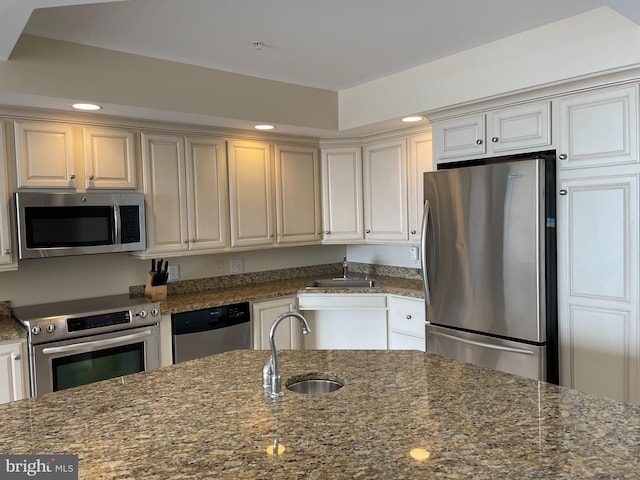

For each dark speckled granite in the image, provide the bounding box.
[0,301,25,342]
[0,350,637,479]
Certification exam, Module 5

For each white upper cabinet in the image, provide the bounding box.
[227,139,274,248]
[363,138,408,243]
[557,84,638,172]
[0,122,16,271]
[15,121,138,190]
[274,144,321,245]
[434,101,551,162]
[141,133,228,256]
[82,126,137,189]
[407,131,433,244]
[14,120,76,189]
[320,146,364,243]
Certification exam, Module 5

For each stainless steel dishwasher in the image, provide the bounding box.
[171,301,251,363]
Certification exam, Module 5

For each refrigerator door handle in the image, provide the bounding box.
[430,329,535,355]
[420,199,432,305]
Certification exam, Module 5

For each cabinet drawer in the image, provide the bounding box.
[388,296,425,338]
[298,294,387,310]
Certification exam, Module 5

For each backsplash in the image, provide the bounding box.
[129,262,421,296]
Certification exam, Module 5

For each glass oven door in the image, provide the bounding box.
[31,324,160,396]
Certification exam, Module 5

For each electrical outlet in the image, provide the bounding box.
[410,246,419,261]
[230,258,244,274]
[168,264,180,281]
[214,260,224,275]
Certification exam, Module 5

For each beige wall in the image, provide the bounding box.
[0,35,338,133]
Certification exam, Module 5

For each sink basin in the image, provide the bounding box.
[286,372,345,395]
[306,278,378,289]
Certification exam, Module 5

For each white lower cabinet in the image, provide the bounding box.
[0,340,28,404]
[557,173,639,404]
[388,296,426,351]
[298,294,388,350]
[252,296,302,350]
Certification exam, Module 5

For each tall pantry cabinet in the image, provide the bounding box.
[556,84,639,404]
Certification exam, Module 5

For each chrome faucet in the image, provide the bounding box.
[263,311,311,397]
[342,256,349,278]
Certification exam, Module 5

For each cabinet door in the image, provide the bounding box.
[407,132,433,245]
[490,101,551,154]
[321,146,363,242]
[274,144,321,245]
[0,122,16,270]
[557,174,639,404]
[363,138,408,243]
[142,133,189,255]
[0,341,27,404]
[433,114,485,161]
[14,120,76,189]
[82,126,137,189]
[558,85,638,171]
[228,140,274,248]
[185,137,229,252]
[252,297,301,350]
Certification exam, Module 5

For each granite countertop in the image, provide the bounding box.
[157,274,423,315]
[1,350,638,479]
[0,301,25,342]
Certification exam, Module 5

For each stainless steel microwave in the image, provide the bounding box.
[15,192,146,259]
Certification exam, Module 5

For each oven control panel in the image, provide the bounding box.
[13,295,161,345]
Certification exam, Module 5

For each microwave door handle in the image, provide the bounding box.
[41,330,152,355]
[113,205,121,244]
[420,199,432,305]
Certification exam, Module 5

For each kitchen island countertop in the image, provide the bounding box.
[0,349,638,479]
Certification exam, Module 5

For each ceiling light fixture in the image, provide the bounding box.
[71,103,102,111]
[255,124,275,130]
[402,116,424,123]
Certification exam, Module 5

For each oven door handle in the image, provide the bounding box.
[41,330,153,355]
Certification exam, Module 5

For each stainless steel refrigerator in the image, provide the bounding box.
[420,153,558,383]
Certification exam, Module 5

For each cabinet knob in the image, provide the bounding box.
[191,238,196,242]
[88,174,95,181]
[69,174,76,180]
[410,230,416,234]
[491,137,499,143]
[476,139,483,145]
[365,229,371,234]
[3,249,9,255]
[406,315,412,319]
[559,189,568,196]
[11,352,20,361]
[324,231,330,235]
[559,154,568,160]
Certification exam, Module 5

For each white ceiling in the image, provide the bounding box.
[3,0,637,92]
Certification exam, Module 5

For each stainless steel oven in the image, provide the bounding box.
[12,295,161,396]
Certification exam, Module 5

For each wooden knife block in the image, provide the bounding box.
[144,271,167,301]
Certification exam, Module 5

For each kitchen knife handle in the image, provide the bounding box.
[420,199,432,305]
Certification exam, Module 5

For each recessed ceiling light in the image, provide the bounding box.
[402,116,424,123]
[71,103,102,111]
[255,124,275,130]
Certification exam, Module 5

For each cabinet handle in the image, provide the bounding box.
[11,352,20,361]
[406,315,412,319]
[69,174,76,180]
[559,189,568,196]
[491,137,499,143]
[476,139,483,145]
[559,154,568,160]
[88,174,95,181]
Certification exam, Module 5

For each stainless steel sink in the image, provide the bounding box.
[306,278,378,289]
[286,372,345,395]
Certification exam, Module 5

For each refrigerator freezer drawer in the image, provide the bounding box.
[426,324,546,381]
